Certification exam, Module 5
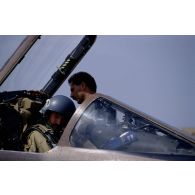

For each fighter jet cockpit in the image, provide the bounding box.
[1,35,195,160]
[0,35,97,151]
[70,97,195,157]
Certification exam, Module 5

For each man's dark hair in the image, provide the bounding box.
[68,72,97,92]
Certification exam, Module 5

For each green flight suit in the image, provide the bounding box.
[24,123,57,153]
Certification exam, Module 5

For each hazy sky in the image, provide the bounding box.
[1,35,195,129]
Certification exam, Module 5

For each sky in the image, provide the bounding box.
[0,35,195,129]
[61,36,195,129]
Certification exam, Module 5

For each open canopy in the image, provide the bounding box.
[0,35,83,93]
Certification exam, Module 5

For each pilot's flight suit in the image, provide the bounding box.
[23,123,59,153]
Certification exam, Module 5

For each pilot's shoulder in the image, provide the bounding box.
[26,124,48,140]
[28,129,48,146]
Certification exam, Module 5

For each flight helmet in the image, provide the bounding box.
[43,95,76,123]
